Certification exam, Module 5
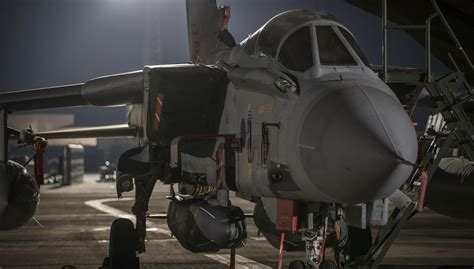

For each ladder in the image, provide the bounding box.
[363,2,474,266]
[381,0,474,162]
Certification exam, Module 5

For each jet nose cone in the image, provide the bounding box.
[298,86,417,204]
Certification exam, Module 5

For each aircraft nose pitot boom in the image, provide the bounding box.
[288,84,418,204]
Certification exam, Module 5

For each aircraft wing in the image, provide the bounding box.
[33,124,137,139]
[0,71,143,111]
[0,64,228,157]
[346,0,474,85]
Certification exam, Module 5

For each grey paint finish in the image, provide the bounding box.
[228,77,417,204]
[0,84,86,111]
[243,10,343,58]
[81,71,143,106]
[186,0,229,64]
[0,71,143,112]
[35,124,137,140]
[0,7,420,211]
[218,9,417,204]
[294,84,417,203]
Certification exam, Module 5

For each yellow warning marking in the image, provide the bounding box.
[258,104,273,113]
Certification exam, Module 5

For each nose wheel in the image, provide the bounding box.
[100,218,140,269]
[290,204,347,269]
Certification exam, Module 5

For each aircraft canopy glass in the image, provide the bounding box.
[242,10,370,70]
[316,26,357,66]
[277,27,313,72]
[338,27,370,66]
[243,10,341,58]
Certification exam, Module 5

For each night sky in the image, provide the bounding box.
[0,0,446,170]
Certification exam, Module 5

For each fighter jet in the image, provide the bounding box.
[1,1,471,268]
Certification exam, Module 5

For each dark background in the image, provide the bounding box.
[0,0,446,171]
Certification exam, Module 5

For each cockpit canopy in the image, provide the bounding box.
[242,10,369,73]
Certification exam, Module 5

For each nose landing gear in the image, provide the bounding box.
[288,204,348,269]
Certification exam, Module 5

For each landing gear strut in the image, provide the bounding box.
[101,174,156,269]
[100,144,164,269]
[132,175,157,253]
[289,204,347,269]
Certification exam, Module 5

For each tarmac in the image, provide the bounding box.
[0,175,473,269]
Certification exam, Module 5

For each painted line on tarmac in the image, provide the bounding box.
[205,254,272,269]
[37,213,111,218]
[85,198,270,268]
[84,198,172,236]
[250,237,267,241]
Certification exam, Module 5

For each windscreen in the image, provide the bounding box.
[338,27,370,66]
[316,26,357,66]
[278,27,314,72]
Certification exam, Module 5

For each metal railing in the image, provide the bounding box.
[381,0,473,83]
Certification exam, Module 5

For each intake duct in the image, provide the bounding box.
[425,157,474,220]
[167,199,246,253]
[0,161,40,230]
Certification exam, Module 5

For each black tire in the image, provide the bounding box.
[100,257,110,269]
[109,218,137,257]
[107,218,140,269]
[320,260,338,269]
[288,260,306,269]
